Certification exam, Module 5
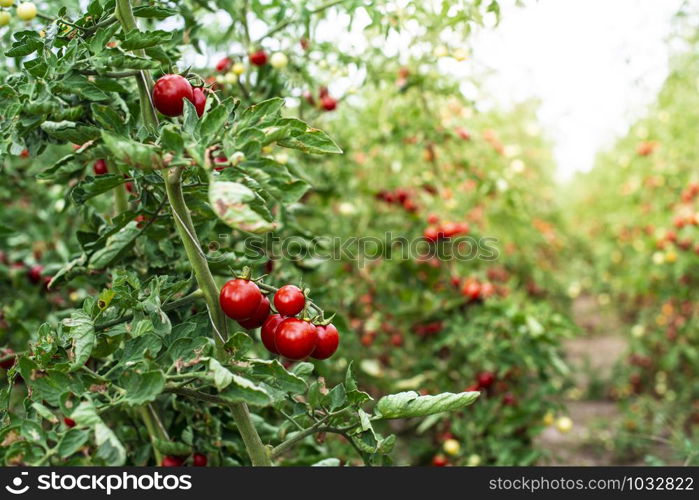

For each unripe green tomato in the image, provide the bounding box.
[270,52,288,69]
[16,2,36,20]
[0,11,10,26]
[0,0,13,7]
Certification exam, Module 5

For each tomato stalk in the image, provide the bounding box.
[165,166,272,466]
[137,405,168,465]
[115,0,270,466]
[114,0,158,131]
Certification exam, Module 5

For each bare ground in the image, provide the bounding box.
[535,294,648,465]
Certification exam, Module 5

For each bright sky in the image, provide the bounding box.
[467,0,685,180]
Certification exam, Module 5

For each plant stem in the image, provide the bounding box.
[164,168,271,466]
[114,0,158,131]
[137,405,164,464]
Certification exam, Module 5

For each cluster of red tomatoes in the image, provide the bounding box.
[375,187,419,213]
[152,74,207,118]
[423,214,470,242]
[303,86,338,112]
[219,278,339,360]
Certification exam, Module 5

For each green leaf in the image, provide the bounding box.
[153,439,192,456]
[121,30,173,50]
[251,359,307,394]
[89,222,141,269]
[278,126,342,155]
[221,375,271,406]
[197,98,232,140]
[94,422,126,465]
[41,121,101,144]
[209,358,233,390]
[122,334,163,363]
[375,391,479,419]
[58,429,90,458]
[101,131,164,169]
[132,5,178,19]
[119,370,166,406]
[209,181,278,233]
[63,311,95,372]
[71,174,126,204]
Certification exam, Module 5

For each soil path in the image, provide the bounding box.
[535,295,637,465]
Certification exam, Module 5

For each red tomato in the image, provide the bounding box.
[219,279,263,321]
[461,280,481,300]
[423,226,439,242]
[93,159,108,175]
[152,74,194,117]
[477,371,495,389]
[274,318,318,360]
[192,453,207,467]
[274,285,305,316]
[320,95,337,111]
[432,454,448,467]
[261,314,284,354]
[249,50,267,66]
[216,57,231,72]
[311,323,339,360]
[192,87,207,117]
[161,456,184,467]
[64,417,76,428]
[238,296,270,329]
[27,265,44,285]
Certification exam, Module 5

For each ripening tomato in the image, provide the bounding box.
[274,285,305,316]
[216,57,231,72]
[432,454,448,467]
[0,348,16,370]
[219,278,263,321]
[249,50,268,66]
[27,264,43,285]
[93,159,108,175]
[152,74,194,117]
[461,280,481,300]
[311,323,339,360]
[16,2,36,21]
[261,314,284,354]
[63,417,76,428]
[161,456,184,467]
[320,95,337,111]
[423,226,439,242]
[192,453,207,467]
[477,371,495,389]
[0,11,10,26]
[192,87,207,117]
[274,318,317,360]
[238,296,270,329]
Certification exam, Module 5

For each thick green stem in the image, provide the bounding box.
[114,0,158,130]
[164,167,271,466]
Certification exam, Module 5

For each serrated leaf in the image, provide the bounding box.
[101,131,164,169]
[121,30,172,50]
[89,222,141,269]
[71,174,126,204]
[221,374,271,406]
[209,358,233,390]
[278,127,342,155]
[375,391,479,419]
[251,359,307,394]
[119,370,165,406]
[209,181,278,233]
[58,428,90,458]
[63,311,95,372]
